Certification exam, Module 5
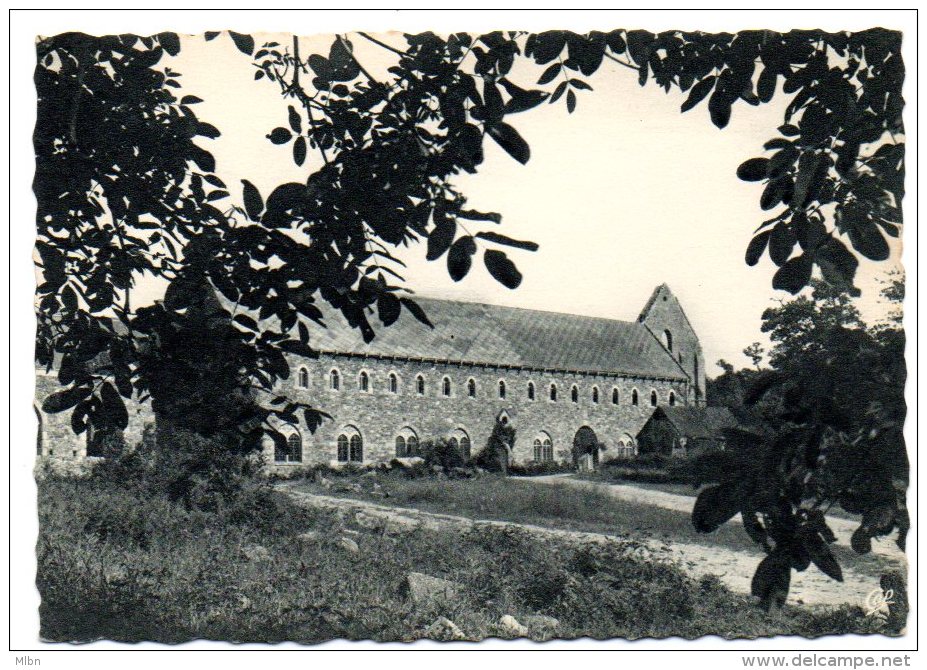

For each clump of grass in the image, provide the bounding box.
[37,477,887,643]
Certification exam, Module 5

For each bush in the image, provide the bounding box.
[420,438,466,471]
[508,461,573,477]
[475,419,515,473]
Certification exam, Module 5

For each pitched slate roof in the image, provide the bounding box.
[654,406,764,439]
[308,297,687,380]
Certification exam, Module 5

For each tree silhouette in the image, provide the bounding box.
[34,30,906,590]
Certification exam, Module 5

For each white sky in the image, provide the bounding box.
[158,30,903,373]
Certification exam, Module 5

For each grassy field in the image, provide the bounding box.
[292,472,896,584]
[37,476,884,643]
[297,473,762,554]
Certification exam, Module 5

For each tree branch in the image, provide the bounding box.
[357,31,406,57]
[603,51,640,71]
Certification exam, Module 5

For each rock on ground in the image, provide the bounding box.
[241,544,270,561]
[498,615,529,637]
[405,572,460,608]
[423,617,467,641]
[338,536,360,553]
[521,614,560,633]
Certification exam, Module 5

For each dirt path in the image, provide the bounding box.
[527,476,907,607]
[280,481,906,610]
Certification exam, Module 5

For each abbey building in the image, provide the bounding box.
[35,284,706,468]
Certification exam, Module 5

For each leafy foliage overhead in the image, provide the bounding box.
[693,280,906,610]
[34,28,904,452]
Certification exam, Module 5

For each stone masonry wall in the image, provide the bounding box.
[34,370,153,463]
[638,285,707,406]
[262,352,689,468]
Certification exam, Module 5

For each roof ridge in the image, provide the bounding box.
[409,294,640,328]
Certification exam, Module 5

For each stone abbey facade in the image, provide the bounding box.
[35,284,706,469]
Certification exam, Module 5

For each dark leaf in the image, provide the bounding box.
[426,217,456,261]
[293,136,307,166]
[769,223,797,266]
[377,292,401,326]
[400,297,433,328]
[233,314,258,330]
[708,90,732,128]
[816,237,858,290]
[205,31,220,41]
[42,385,89,413]
[475,231,539,251]
[537,63,561,85]
[447,235,477,282]
[288,106,302,134]
[180,95,203,105]
[101,381,128,430]
[458,209,501,224]
[737,157,770,182]
[751,550,792,611]
[847,220,890,261]
[681,77,715,113]
[692,481,743,533]
[486,122,530,164]
[566,90,577,113]
[745,230,772,266]
[851,526,873,554]
[757,66,777,103]
[268,127,292,145]
[483,249,522,289]
[229,31,254,55]
[772,254,813,294]
[799,526,843,581]
[241,179,264,220]
[158,32,181,56]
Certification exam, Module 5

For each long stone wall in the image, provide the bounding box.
[262,353,689,467]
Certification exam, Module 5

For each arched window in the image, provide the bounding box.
[330,369,340,391]
[287,433,303,462]
[533,432,553,462]
[396,427,419,457]
[337,427,363,462]
[498,379,506,399]
[416,375,425,395]
[449,428,471,460]
[359,370,370,392]
[550,383,557,401]
[298,367,309,389]
[388,372,398,394]
[527,381,535,401]
[631,389,639,406]
[669,391,676,406]
[276,427,302,463]
[337,434,349,461]
[662,329,673,352]
[350,435,363,462]
[467,378,476,398]
[571,385,579,403]
[650,390,658,407]
[442,376,452,397]
[611,387,619,405]
[592,386,599,404]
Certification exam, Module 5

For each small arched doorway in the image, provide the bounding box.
[572,426,599,470]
